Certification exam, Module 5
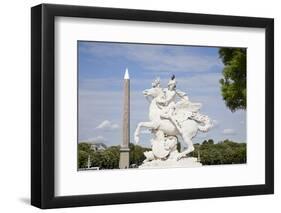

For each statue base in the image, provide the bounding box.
[138,157,202,169]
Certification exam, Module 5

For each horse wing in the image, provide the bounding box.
[175,100,202,112]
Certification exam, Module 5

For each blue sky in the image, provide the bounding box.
[78,41,246,148]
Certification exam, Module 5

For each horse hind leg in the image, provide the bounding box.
[176,134,194,161]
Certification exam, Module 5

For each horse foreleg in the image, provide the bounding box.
[176,134,194,161]
[134,121,159,144]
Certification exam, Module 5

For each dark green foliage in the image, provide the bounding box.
[90,146,120,169]
[129,143,151,166]
[202,139,214,145]
[219,48,246,112]
[78,150,89,168]
[191,139,246,165]
[78,142,151,169]
[78,143,91,152]
[78,139,246,169]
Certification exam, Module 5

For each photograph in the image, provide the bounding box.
[77,41,247,170]
[29,2,274,209]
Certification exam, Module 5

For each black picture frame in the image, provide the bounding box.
[31,3,274,209]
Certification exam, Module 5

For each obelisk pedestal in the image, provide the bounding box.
[119,68,130,169]
[119,148,130,169]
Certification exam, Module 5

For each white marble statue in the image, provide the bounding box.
[134,75,212,168]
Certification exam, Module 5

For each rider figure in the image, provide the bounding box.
[157,75,189,119]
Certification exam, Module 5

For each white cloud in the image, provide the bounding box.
[111,124,119,129]
[222,128,236,135]
[84,136,107,143]
[96,120,120,130]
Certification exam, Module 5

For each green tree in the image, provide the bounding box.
[78,142,91,152]
[202,139,214,145]
[78,142,154,169]
[78,140,248,168]
[91,146,120,169]
[195,139,246,165]
[130,143,151,166]
[219,48,246,112]
[78,143,91,168]
[78,150,89,168]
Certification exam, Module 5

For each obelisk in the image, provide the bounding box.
[119,68,130,169]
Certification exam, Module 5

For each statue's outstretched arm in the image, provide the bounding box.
[176,90,189,102]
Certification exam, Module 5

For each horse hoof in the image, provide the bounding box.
[176,153,187,161]
[176,154,183,161]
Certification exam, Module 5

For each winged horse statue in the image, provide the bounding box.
[134,75,212,161]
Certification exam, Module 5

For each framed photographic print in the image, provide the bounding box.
[31,3,274,209]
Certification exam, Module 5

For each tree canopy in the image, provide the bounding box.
[78,142,150,169]
[219,48,246,112]
[191,139,246,165]
[78,139,246,169]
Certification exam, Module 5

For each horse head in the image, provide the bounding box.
[143,87,163,99]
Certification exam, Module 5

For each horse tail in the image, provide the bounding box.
[191,113,212,132]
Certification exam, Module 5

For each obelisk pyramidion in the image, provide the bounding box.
[119,68,130,169]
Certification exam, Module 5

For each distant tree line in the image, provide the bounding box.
[189,139,246,165]
[78,139,246,169]
[78,143,150,169]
